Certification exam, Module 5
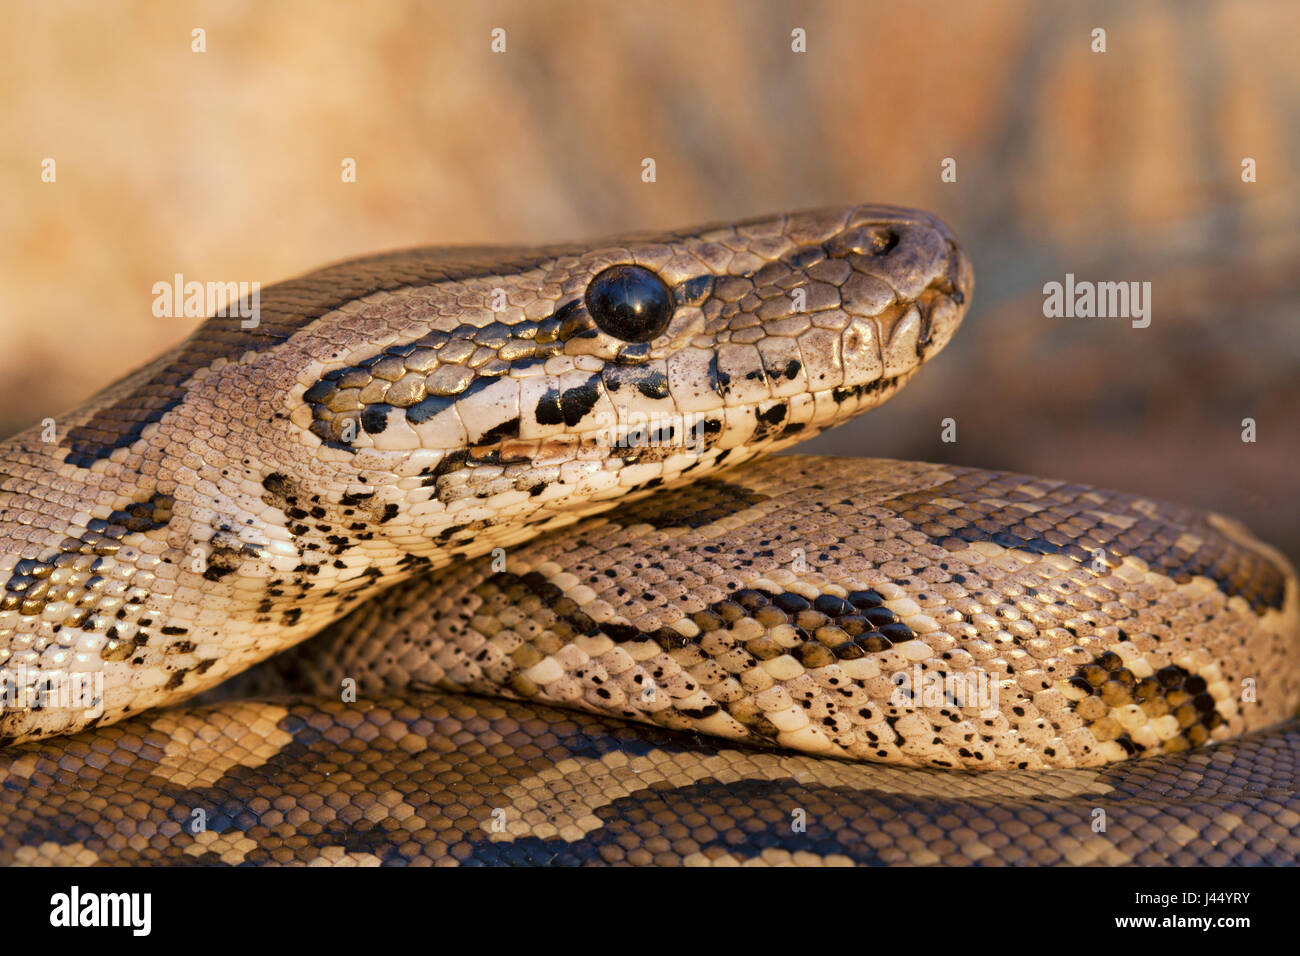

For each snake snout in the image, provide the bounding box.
[754,205,973,431]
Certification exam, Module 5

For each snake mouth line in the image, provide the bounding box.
[412,374,913,492]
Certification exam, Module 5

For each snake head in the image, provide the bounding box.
[275,205,972,550]
[45,204,971,585]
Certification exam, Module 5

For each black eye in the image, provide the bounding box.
[584,265,674,342]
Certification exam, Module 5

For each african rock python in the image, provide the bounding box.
[1,205,1297,866]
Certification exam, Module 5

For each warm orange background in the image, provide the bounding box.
[3,1,1297,556]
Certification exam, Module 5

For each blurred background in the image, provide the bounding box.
[2,0,1297,558]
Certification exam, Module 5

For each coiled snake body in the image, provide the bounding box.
[1,206,1297,865]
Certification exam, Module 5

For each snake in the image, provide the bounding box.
[1,204,1297,866]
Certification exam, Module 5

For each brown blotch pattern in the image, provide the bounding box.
[2,492,173,618]
[226,457,1299,771]
[2,692,1297,866]
[883,473,1287,614]
[1070,658,1226,756]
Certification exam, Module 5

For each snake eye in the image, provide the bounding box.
[584,265,674,343]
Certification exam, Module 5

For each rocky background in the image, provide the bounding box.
[3,0,1297,558]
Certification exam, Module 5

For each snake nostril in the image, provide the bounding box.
[826,226,899,258]
[869,229,899,256]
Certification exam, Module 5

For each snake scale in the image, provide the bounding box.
[1,205,1297,866]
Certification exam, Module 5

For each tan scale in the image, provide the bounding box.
[234,456,1299,771]
[0,205,1297,865]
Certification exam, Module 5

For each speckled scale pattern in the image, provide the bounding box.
[2,692,1297,865]
[235,456,1299,772]
[0,205,970,744]
[2,204,1298,865]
